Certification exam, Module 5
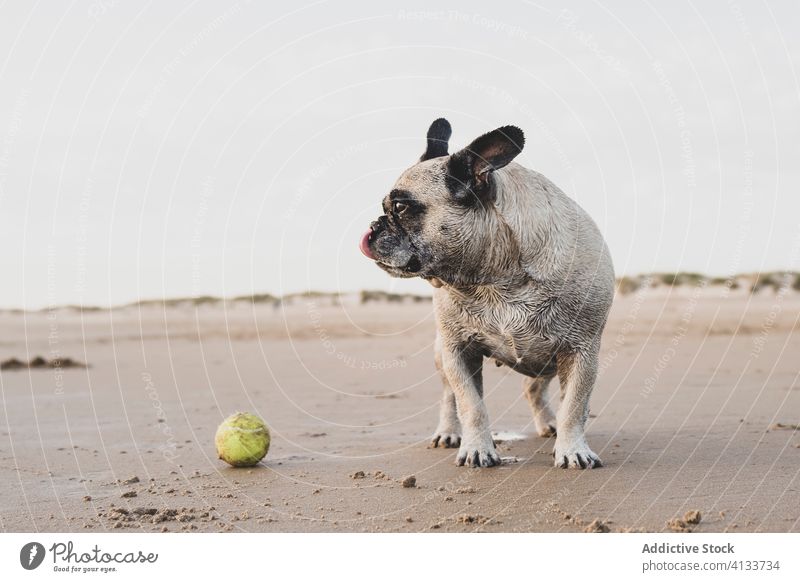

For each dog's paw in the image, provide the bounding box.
[456,437,501,468]
[552,438,602,469]
[534,416,557,438]
[430,430,461,449]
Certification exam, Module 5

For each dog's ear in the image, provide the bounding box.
[446,126,524,203]
[419,118,452,162]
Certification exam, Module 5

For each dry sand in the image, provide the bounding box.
[1,287,799,533]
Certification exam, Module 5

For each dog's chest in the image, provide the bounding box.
[450,294,559,376]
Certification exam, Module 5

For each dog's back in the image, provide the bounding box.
[493,163,615,339]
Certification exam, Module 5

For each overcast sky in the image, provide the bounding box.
[1,0,798,308]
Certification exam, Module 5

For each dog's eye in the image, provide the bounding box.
[393,201,409,215]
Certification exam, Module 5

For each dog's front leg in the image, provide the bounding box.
[553,346,602,469]
[440,342,500,467]
[430,334,461,448]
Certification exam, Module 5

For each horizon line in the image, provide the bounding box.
[2,270,799,314]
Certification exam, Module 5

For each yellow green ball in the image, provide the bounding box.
[215,412,270,467]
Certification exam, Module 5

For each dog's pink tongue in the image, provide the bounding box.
[359,229,374,259]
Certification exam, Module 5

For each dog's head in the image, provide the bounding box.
[359,119,525,284]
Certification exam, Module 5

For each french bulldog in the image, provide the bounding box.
[359,118,614,468]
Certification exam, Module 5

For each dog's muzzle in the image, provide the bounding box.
[359,217,421,274]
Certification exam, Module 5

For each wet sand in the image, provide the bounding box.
[1,287,799,532]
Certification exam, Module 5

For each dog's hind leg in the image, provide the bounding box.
[430,333,461,449]
[553,346,602,469]
[523,376,557,437]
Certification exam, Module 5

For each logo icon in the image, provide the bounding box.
[20,542,46,570]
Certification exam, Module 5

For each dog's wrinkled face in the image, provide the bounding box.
[360,118,525,283]
[360,157,452,278]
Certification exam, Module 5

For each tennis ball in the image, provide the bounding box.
[215,412,270,467]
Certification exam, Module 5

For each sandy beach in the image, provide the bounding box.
[1,283,799,533]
